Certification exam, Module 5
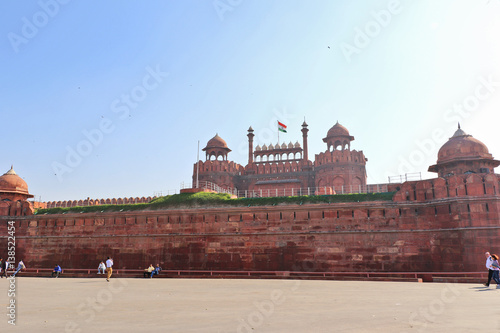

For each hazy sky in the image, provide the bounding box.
[1,0,499,202]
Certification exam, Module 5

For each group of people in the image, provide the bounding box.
[0,258,25,278]
[144,264,162,278]
[3,254,500,284]
[484,252,500,288]
[98,259,161,279]
[1,256,163,281]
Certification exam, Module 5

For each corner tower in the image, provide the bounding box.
[0,166,34,216]
[428,125,500,177]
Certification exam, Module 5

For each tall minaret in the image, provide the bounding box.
[301,120,309,162]
[247,126,254,164]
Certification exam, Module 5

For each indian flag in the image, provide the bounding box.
[278,121,287,133]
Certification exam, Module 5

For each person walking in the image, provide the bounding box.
[105,257,113,282]
[1,259,9,278]
[491,254,500,288]
[484,252,494,287]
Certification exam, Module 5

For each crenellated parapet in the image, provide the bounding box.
[393,173,500,202]
[45,196,155,209]
[194,160,245,176]
[314,149,367,166]
[245,160,305,175]
[193,160,244,190]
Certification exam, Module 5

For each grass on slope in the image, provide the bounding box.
[35,191,395,215]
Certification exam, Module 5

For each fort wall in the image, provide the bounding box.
[2,177,499,273]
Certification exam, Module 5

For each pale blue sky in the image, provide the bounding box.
[1,0,499,202]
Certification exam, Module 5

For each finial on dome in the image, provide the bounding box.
[5,165,17,175]
[452,124,467,138]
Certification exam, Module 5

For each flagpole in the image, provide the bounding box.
[196,140,199,189]
[277,120,279,145]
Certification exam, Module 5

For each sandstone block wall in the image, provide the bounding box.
[1,190,499,273]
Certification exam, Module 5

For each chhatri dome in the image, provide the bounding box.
[428,124,500,176]
[326,121,351,138]
[0,165,33,197]
[202,134,231,161]
[205,133,230,150]
[323,121,355,151]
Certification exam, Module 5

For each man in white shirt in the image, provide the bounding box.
[484,252,494,287]
[98,261,106,274]
[105,257,114,282]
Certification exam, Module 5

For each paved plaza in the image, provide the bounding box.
[0,277,498,332]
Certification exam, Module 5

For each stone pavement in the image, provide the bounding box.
[0,277,498,332]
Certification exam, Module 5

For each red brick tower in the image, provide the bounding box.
[314,122,367,192]
[0,166,34,216]
[428,124,500,177]
[192,134,244,190]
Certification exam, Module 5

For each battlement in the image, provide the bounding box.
[393,173,500,202]
[245,160,306,175]
[45,196,155,208]
[194,160,244,174]
[315,150,367,166]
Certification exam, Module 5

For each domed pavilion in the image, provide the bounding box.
[0,166,34,216]
[428,125,500,177]
[323,121,355,151]
[202,134,231,161]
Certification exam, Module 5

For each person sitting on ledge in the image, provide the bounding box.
[52,265,62,278]
[144,264,155,278]
[98,261,106,274]
[12,260,25,277]
[150,264,162,278]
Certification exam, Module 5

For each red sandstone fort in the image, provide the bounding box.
[0,122,499,274]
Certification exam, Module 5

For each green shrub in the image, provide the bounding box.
[35,192,395,215]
